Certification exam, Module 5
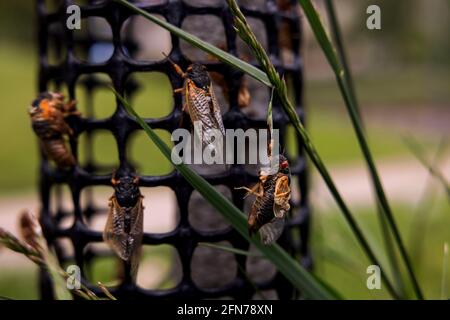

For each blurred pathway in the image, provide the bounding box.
[310,155,450,211]
[0,156,449,266]
[0,187,177,268]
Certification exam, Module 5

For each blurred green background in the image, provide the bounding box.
[0,0,448,299]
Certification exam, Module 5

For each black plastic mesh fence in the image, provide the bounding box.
[36,0,310,300]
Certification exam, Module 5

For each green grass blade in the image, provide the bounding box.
[198,242,262,257]
[441,243,449,300]
[324,0,363,126]
[45,250,73,300]
[323,1,406,296]
[404,136,450,201]
[227,0,400,299]
[113,0,403,299]
[113,88,338,300]
[267,88,274,130]
[298,0,423,299]
[97,282,117,301]
[408,137,448,268]
[113,0,271,87]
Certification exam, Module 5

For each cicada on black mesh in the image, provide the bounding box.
[166,56,225,151]
[103,173,144,279]
[237,155,291,245]
[28,92,79,169]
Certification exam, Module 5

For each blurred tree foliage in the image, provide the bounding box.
[348,0,450,66]
[1,0,448,67]
[0,1,34,46]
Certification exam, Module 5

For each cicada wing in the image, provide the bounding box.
[103,198,129,260]
[186,81,225,150]
[273,175,291,218]
[186,83,209,145]
[208,83,226,136]
[103,197,144,262]
[129,197,144,281]
[129,245,142,282]
[130,196,144,247]
[259,217,285,245]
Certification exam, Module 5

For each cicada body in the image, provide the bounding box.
[103,174,144,279]
[28,92,78,169]
[168,59,225,150]
[239,155,291,245]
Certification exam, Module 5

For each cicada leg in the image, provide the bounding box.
[163,53,187,78]
[235,183,264,198]
[63,100,81,116]
[275,190,290,198]
[55,121,73,136]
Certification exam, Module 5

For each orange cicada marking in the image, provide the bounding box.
[40,99,52,118]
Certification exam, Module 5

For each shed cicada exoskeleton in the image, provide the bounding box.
[166,56,225,152]
[103,173,144,279]
[237,154,291,245]
[28,92,79,169]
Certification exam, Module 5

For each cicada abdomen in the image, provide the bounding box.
[238,155,292,245]
[103,174,144,279]
[167,58,225,152]
[28,92,78,169]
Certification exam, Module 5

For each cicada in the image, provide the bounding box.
[103,173,144,279]
[167,57,225,151]
[28,92,79,169]
[237,155,291,245]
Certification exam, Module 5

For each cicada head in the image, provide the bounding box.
[259,154,290,177]
[278,154,290,175]
[112,175,141,208]
[186,63,211,90]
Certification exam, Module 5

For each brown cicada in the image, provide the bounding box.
[237,155,291,245]
[166,56,225,151]
[28,92,79,169]
[103,173,144,279]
